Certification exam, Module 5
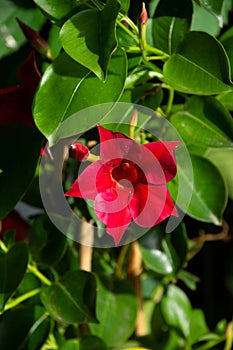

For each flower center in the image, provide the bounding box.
[112,161,138,185]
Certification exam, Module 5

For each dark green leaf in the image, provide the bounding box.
[164,31,233,95]
[89,278,138,347]
[0,242,28,311]
[0,125,43,219]
[162,224,188,274]
[170,96,233,148]
[161,285,192,338]
[0,0,45,58]
[33,49,127,141]
[0,305,48,349]
[168,154,227,225]
[152,0,193,54]
[41,270,98,324]
[29,215,67,266]
[80,334,108,350]
[60,0,120,80]
[220,26,233,78]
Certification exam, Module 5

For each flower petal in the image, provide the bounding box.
[94,185,133,245]
[65,161,115,199]
[143,141,180,183]
[130,183,178,227]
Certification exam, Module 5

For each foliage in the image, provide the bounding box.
[0,0,233,349]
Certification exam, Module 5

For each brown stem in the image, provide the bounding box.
[79,220,94,272]
[127,240,147,336]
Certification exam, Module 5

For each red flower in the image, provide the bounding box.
[0,210,30,242]
[65,126,180,245]
[0,51,41,127]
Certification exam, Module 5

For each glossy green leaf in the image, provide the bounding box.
[139,245,173,275]
[152,0,193,54]
[80,334,108,350]
[164,31,233,95]
[194,0,224,24]
[33,49,127,140]
[0,242,28,311]
[168,154,227,225]
[41,270,98,324]
[170,96,233,148]
[162,224,188,274]
[205,148,233,199]
[191,1,221,36]
[60,0,120,80]
[0,125,43,219]
[33,0,81,22]
[29,215,67,266]
[189,309,209,344]
[0,0,45,58]
[161,285,192,338]
[90,278,137,346]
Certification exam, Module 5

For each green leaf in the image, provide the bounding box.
[0,242,28,311]
[60,0,120,80]
[29,215,67,266]
[139,246,173,275]
[89,278,138,347]
[189,309,209,344]
[152,0,193,54]
[41,270,98,324]
[194,0,224,25]
[191,1,221,36]
[220,26,233,78]
[33,49,127,141]
[205,148,233,199]
[162,224,188,274]
[168,154,227,225]
[33,0,81,22]
[60,340,80,350]
[0,0,45,58]
[217,91,233,111]
[0,305,49,349]
[170,96,233,148]
[163,31,233,95]
[178,270,200,291]
[80,334,108,350]
[161,285,192,338]
[0,125,43,219]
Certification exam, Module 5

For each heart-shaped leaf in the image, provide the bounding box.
[60,0,120,80]
[41,270,98,324]
[164,31,233,94]
[0,242,28,311]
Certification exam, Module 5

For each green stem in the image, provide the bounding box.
[145,44,169,58]
[4,288,41,311]
[115,243,130,278]
[0,240,8,253]
[116,19,139,44]
[27,264,52,286]
[164,85,174,116]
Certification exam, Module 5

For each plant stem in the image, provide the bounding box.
[164,85,174,116]
[4,288,41,311]
[116,19,139,44]
[0,240,8,252]
[27,264,52,286]
[115,243,130,278]
[127,241,147,336]
[224,322,233,350]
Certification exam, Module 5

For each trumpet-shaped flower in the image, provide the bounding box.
[65,126,180,245]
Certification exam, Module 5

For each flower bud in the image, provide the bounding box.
[139,2,148,25]
[69,142,89,161]
[17,18,53,59]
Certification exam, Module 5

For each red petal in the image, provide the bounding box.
[65,160,117,199]
[143,141,180,183]
[130,183,177,227]
[18,51,41,92]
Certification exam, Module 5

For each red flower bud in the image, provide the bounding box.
[69,142,89,161]
[17,18,52,58]
[139,2,148,25]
